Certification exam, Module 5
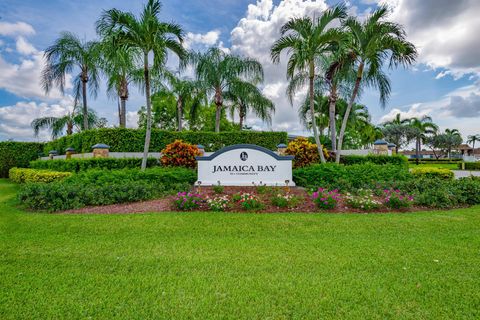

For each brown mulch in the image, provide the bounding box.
[62,186,431,215]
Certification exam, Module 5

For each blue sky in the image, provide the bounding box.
[1,0,479,142]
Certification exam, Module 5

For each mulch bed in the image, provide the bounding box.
[63,186,430,215]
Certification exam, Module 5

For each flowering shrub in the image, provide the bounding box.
[236,193,264,210]
[160,140,201,168]
[173,192,202,210]
[213,184,224,194]
[312,188,340,210]
[344,190,382,211]
[271,193,299,208]
[285,137,329,168]
[383,189,414,209]
[206,195,230,211]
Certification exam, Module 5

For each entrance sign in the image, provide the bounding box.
[196,144,295,186]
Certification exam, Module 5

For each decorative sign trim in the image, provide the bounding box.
[196,144,294,161]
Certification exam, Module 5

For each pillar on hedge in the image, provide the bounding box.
[197,144,205,156]
[48,150,58,160]
[387,143,396,154]
[65,147,76,159]
[92,143,110,158]
[277,143,287,155]
[373,139,389,155]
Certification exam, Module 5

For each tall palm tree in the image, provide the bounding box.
[225,79,275,129]
[271,5,347,163]
[31,105,101,139]
[444,128,462,158]
[467,134,480,152]
[42,32,101,130]
[98,33,140,127]
[97,0,186,170]
[383,113,411,126]
[188,47,264,133]
[408,116,438,164]
[335,6,417,163]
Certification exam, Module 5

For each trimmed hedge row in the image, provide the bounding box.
[340,155,408,167]
[9,168,72,183]
[461,162,480,170]
[18,167,197,211]
[30,157,159,172]
[411,167,454,180]
[293,163,411,191]
[43,128,288,154]
[0,142,44,178]
[407,158,462,163]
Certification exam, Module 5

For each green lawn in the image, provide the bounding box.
[1,179,480,319]
[408,163,459,170]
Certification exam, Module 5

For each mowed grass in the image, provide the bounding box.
[1,179,480,319]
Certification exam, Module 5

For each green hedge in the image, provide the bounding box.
[293,163,411,191]
[0,142,44,178]
[43,128,288,154]
[411,167,454,180]
[18,167,197,212]
[340,155,408,167]
[461,162,480,170]
[407,158,462,163]
[30,158,159,172]
[9,168,72,183]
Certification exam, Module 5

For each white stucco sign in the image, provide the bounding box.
[196,144,295,186]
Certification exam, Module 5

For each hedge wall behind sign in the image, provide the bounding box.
[43,128,288,154]
[0,141,44,177]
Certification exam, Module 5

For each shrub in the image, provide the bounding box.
[43,128,287,154]
[206,195,230,211]
[344,191,381,211]
[213,184,224,194]
[173,192,202,211]
[408,158,462,163]
[312,188,340,210]
[462,162,480,170]
[451,177,480,205]
[160,140,201,168]
[270,193,299,208]
[236,193,264,210]
[30,157,159,172]
[411,167,454,180]
[286,137,329,168]
[0,142,44,178]
[382,189,414,209]
[341,155,408,167]
[9,168,71,184]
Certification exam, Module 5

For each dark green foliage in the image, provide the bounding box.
[408,158,462,163]
[341,155,408,167]
[30,158,159,172]
[293,163,411,191]
[18,167,196,211]
[462,162,480,170]
[43,128,287,154]
[0,142,44,178]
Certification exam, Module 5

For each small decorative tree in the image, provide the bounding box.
[286,137,328,168]
[160,140,201,168]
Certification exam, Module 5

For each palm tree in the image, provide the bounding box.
[225,79,275,129]
[188,47,264,133]
[42,32,101,130]
[335,6,417,163]
[31,105,101,139]
[383,113,411,126]
[408,116,438,164]
[271,5,347,163]
[467,134,480,152]
[97,0,186,170]
[98,33,140,127]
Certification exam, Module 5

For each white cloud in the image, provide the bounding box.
[126,111,139,128]
[184,30,221,49]
[16,36,37,55]
[0,21,35,37]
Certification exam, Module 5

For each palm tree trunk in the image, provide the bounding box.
[415,138,420,165]
[336,62,364,163]
[329,85,337,152]
[117,96,122,127]
[141,52,152,171]
[177,97,183,131]
[82,78,88,131]
[67,121,73,135]
[239,103,246,130]
[120,98,126,128]
[309,62,326,164]
[214,88,222,133]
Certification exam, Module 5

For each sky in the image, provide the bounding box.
[0,0,479,142]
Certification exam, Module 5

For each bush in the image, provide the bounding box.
[17,167,197,212]
[341,155,408,167]
[344,190,381,211]
[411,167,454,180]
[452,177,480,205]
[160,140,200,168]
[43,128,287,154]
[293,163,411,191]
[286,137,329,168]
[30,157,159,172]
[236,193,264,210]
[0,142,44,178]
[9,168,71,184]
[407,158,462,163]
[382,189,414,209]
[270,193,300,208]
[462,162,480,170]
[206,195,230,211]
[312,188,340,210]
[173,192,202,211]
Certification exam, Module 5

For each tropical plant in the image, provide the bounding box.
[444,129,463,158]
[31,105,103,139]
[96,0,186,170]
[188,47,264,133]
[271,5,347,163]
[42,32,101,130]
[407,116,438,164]
[137,91,177,130]
[467,134,480,151]
[336,6,417,163]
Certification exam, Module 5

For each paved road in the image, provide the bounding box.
[452,170,480,179]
